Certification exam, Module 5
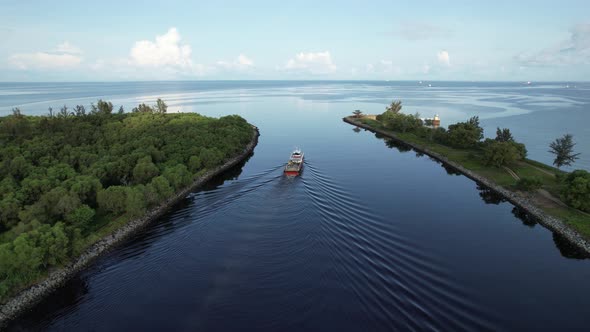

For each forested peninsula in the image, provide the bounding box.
[0,99,257,308]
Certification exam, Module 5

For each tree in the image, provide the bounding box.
[495,127,514,142]
[73,105,86,117]
[483,140,519,167]
[163,164,192,190]
[37,222,70,266]
[549,134,580,168]
[58,105,70,118]
[446,116,483,148]
[379,112,422,133]
[125,186,146,217]
[132,103,154,113]
[155,98,168,114]
[68,175,102,205]
[0,194,21,228]
[386,100,402,114]
[188,156,202,173]
[118,106,125,114]
[150,176,173,200]
[352,110,363,118]
[12,107,23,118]
[65,205,95,229]
[97,186,127,215]
[561,170,590,212]
[132,157,160,184]
[12,233,43,277]
[91,99,113,115]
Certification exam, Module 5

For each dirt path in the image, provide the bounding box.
[519,161,556,177]
[502,166,520,180]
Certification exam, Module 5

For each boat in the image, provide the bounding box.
[284,148,304,175]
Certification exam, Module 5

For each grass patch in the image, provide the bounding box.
[543,207,590,239]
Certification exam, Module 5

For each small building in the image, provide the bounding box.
[421,114,441,128]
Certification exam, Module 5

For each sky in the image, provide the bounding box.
[1,0,589,81]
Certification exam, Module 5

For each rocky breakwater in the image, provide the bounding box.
[0,126,260,328]
[344,117,590,255]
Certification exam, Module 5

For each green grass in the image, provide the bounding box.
[350,116,590,240]
[543,207,590,239]
[525,158,566,175]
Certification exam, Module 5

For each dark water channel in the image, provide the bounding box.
[3,82,590,331]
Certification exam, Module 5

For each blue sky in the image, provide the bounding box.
[1,0,589,81]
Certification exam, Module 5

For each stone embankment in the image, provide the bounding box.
[0,127,260,327]
[344,117,590,255]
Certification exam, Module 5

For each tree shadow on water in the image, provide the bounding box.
[441,163,462,176]
[552,233,590,260]
[7,275,90,330]
[510,204,588,260]
[384,139,412,153]
[477,184,506,205]
[373,132,413,153]
[511,206,537,228]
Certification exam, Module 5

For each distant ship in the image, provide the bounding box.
[284,148,304,176]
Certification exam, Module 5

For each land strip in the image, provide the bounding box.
[344,116,590,255]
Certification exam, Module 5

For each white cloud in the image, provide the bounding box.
[9,41,83,70]
[422,64,431,74]
[130,27,193,68]
[237,54,253,66]
[216,54,254,71]
[55,41,82,54]
[437,50,450,66]
[365,63,375,73]
[516,23,590,66]
[284,51,336,74]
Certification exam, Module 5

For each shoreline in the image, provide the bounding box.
[344,116,590,255]
[0,126,260,327]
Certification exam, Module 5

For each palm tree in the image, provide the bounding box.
[386,100,402,114]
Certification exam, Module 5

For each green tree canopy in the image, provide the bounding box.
[561,170,590,212]
[495,127,514,142]
[483,140,519,167]
[549,134,580,168]
[446,116,483,148]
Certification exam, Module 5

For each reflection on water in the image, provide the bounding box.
[511,206,537,228]
[440,163,463,176]
[553,233,590,260]
[477,184,506,205]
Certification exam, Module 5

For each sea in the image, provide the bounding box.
[2,81,590,331]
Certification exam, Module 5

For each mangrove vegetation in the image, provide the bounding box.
[0,100,254,301]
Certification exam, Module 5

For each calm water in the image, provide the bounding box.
[3,81,590,331]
